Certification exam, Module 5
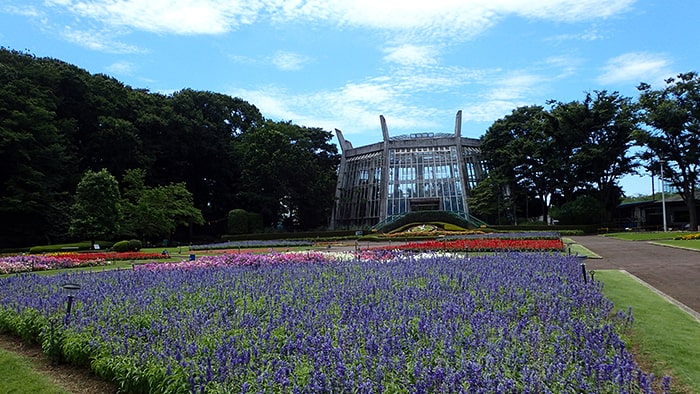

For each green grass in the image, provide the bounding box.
[0,347,69,394]
[603,231,694,241]
[596,270,700,393]
[652,239,700,251]
[561,237,602,258]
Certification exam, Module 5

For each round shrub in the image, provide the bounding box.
[127,239,142,251]
[112,240,142,252]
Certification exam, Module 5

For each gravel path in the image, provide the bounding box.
[570,235,700,315]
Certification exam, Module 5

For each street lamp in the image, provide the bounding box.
[659,160,668,232]
[61,282,81,320]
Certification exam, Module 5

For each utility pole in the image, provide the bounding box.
[659,160,668,232]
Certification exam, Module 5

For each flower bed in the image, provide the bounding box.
[375,237,564,252]
[0,252,167,274]
[0,252,665,393]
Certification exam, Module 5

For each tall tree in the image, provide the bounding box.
[481,105,559,222]
[549,91,638,219]
[69,169,122,246]
[163,89,263,233]
[637,72,700,230]
[0,49,76,246]
[235,120,339,229]
[120,169,204,242]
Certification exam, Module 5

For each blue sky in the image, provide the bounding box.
[1,0,696,196]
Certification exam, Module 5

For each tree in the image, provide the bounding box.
[69,169,121,246]
[0,49,77,246]
[120,169,204,242]
[637,72,700,230]
[160,89,264,234]
[549,91,638,220]
[467,176,512,224]
[479,92,638,225]
[480,105,559,223]
[235,120,339,229]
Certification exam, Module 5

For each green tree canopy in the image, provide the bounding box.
[478,91,637,224]
[69,168,122,246]
[637,72,700,230]
[120,169,204,241]
[235,120,339,229]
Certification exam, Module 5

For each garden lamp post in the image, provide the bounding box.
[659,160,668,232]
[61,282,81,319]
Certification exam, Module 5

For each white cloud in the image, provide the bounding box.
[105,61,137,75]
[2,4,42,18]
[546,28,605,42]
[597,52,672,85]
[485,72,544,101]
[508,0,635,22]
[44,0,637,40]
[48,0,262,35]
[383,45,438,67]
[271,51,310,71]
[61,27,143,54]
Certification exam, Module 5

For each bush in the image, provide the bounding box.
[228,209,249,234]
[127,239,142,251]
[112,239,142,252]
[550,196,604,225]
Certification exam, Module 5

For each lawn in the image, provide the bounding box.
[651,239,700,251]
[0,346,69,394]
[603,231,695,241]
[596,270,700,393]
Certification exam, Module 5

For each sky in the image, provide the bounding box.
[1,0,697,197]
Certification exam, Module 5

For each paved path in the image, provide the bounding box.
[570,235,700,315]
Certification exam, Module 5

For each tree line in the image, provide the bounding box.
[0,48,339,247]
[471,74,700,231]
[2,47,699,248]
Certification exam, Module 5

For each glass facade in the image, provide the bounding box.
[386,146,465,216]
[331,114,486,229]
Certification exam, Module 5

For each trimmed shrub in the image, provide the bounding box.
[127,239,142,251]
[112,241,131,253]
[112,239,142,252]
[227,209,249,234]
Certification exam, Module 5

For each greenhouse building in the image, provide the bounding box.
[330,111,487,229]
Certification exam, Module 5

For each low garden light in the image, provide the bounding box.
[61,282,81,318]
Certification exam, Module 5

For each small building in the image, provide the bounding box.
[330,111,487,229]
[615,191,700,231]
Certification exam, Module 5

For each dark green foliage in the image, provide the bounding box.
[128,239,142,251]
[478,91,637,224]
[120,169,204,242]
[227,209,264,234]
[0,48,340,248]
[69,169,122,245]
[112,239,142,252]
[227,209,249,234]
[550,195,605,225]
[235,120,339,230]
[637,72,700,230]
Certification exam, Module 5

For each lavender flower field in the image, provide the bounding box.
[0,252,664,393]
